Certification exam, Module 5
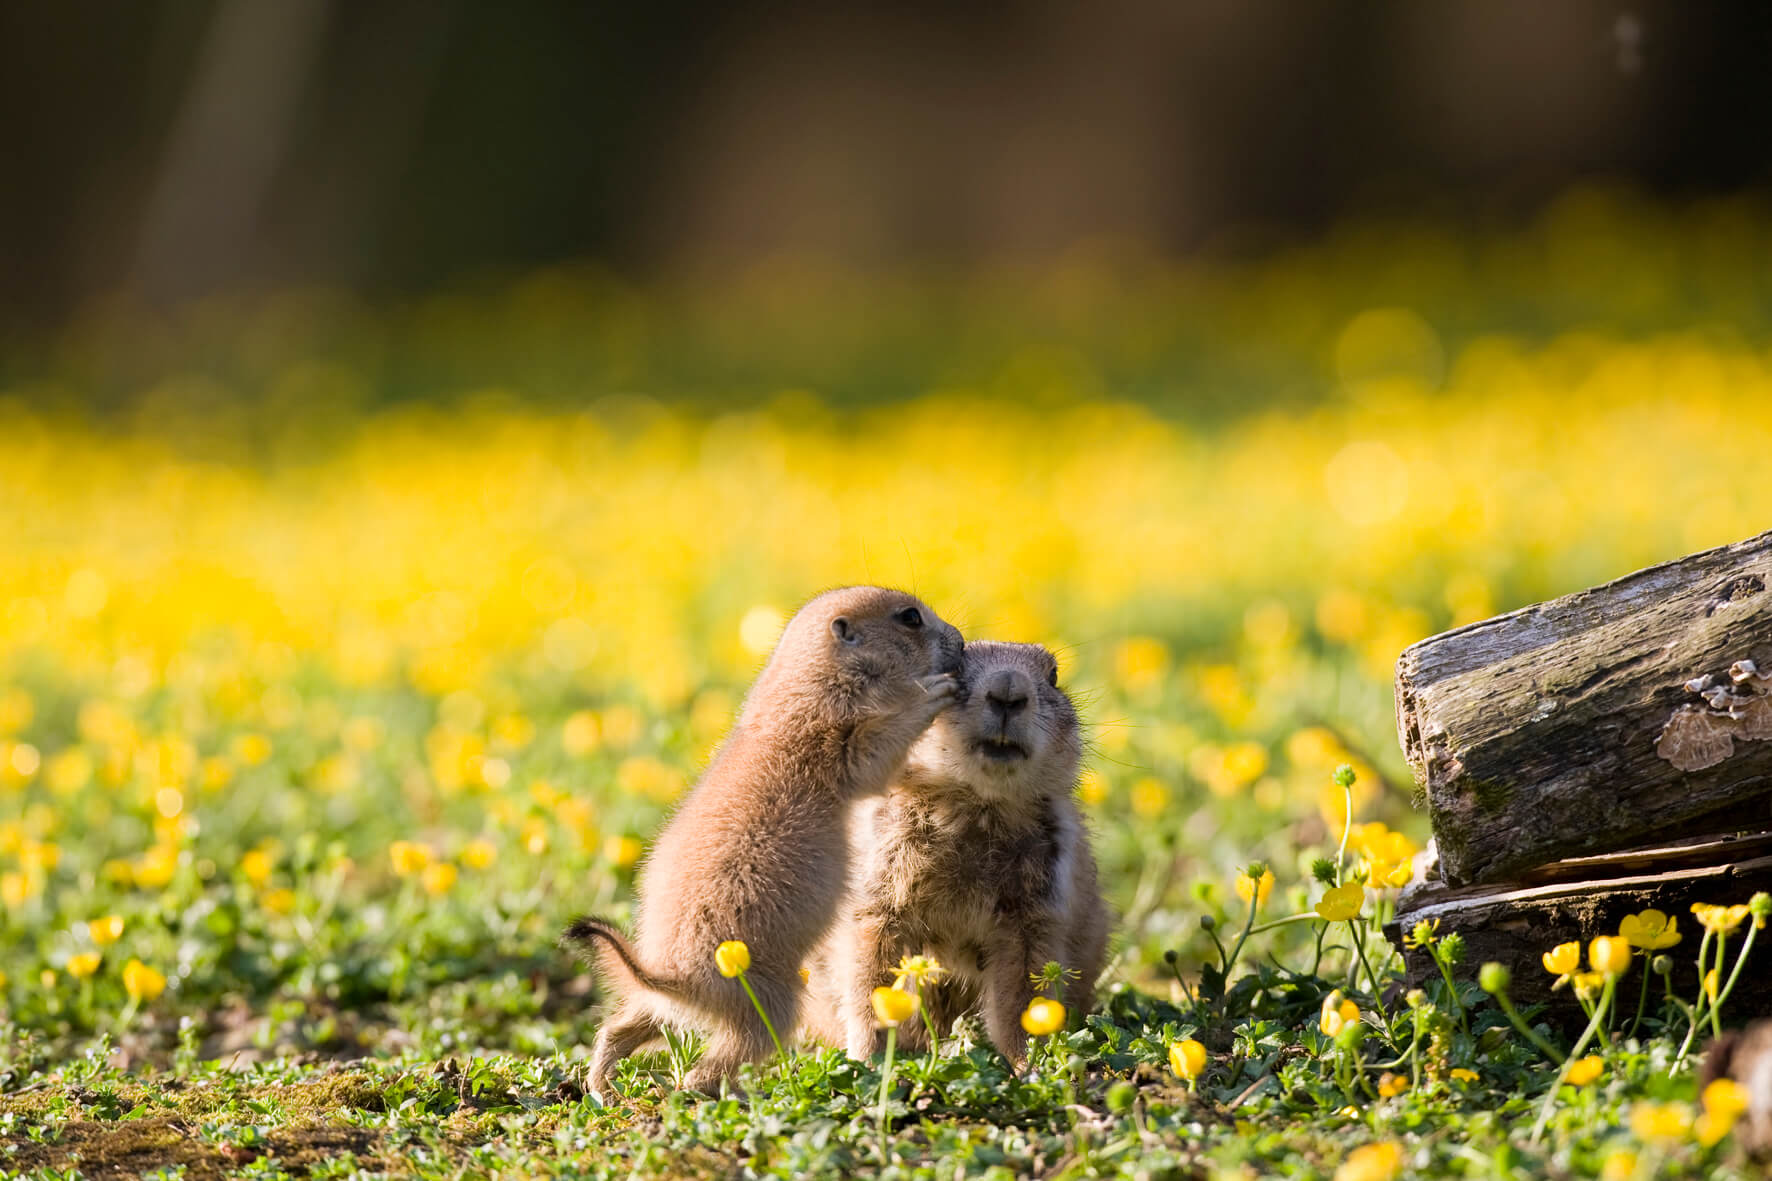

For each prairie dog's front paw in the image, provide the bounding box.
[917,671,960,703]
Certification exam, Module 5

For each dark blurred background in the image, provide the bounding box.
[4,0,1770,331]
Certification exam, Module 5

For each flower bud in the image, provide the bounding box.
[1199,914,1217,932]
[1750,892,1771,920]
[1478,962,1511,994]
[1105,1080,1137,1113]
[1651,954,1673,976]
[1332,764,1356,788]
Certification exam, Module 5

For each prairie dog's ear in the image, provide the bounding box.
[831,617,861,645]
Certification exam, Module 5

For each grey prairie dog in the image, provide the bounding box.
[806,639,1109,1066]
[564,586,964,1097]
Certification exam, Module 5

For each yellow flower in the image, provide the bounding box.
[123,959,167,1002]
[1628,1100,1692,1142]
[1617,909,1679,950]
[1690,902,1749,935]
[1702,968,1718,1001]
[88,915,124,946]
[263,888,296,915]
[1317,884,1363,922]
[1,871,32,909]
[1695,1080,1747,1147]
[1376,1072,1409,1098]
[1571,972,1605,1001]
[66,952,101,979]
[460,838,498,870]
[1334,1142,1403,1181]
[134,844,179,888]
[1599,1150,1636,1181]
[1588,935,1631,978]
[231,733,272,766]
[604,834,643,869]
[873,985,918,1026]
[1703,1077,1749,1120]
[1541,941,1580,976]
[890,955,947,989]
[388,840,433,876]
[1320,991,1360,1037]
[420,863,457,896]
[1129,777,1169,818]
[1020,997,1066,1036]
[1236,868,1275,909]
[240,848,274,886]
[1449,1068,1479,1084]
[1169,1038,1206,1080]
[714,940,750,978]
[1564,1055,1603,1086]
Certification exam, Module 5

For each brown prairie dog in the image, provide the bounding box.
[564,586,964,1097]
[806,639,1110,1066]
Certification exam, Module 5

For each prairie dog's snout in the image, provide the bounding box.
[916,642,1071,777]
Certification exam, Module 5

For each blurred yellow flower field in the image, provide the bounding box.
[2,195,1772,1060]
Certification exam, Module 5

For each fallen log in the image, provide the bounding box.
[1389,834,1772,1015]
[1395,529,1772,888]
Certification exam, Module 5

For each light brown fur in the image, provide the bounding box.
[804,640,1110,1066]
[564,586,963,1097]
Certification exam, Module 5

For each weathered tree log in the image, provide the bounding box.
[1395,530,1772,887]
[1389,833,1764,1014]
[1388,834,1772,1020]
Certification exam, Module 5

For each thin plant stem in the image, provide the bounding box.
[1491,989,1566,1065]
[1221,891,1261,980]
[1709,933,1728,1038]
[1531,977,1614,1143]
[1626,956,1650,1040]
[876,1025,898,1159]
[736,972,786,1059]
[1425,941,1467,1036]
[1712,921,1759,1012]
[1247,912,1327,936]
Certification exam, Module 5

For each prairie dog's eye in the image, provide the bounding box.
[895,607,924,628]
[1047,667,1058,688]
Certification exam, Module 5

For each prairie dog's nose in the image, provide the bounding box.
[983,669,1031,716]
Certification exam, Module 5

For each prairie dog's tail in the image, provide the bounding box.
[562,916,685,1000]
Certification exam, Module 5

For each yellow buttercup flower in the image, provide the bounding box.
[420,862,458,896]
[1690,902,1749,935]
[460,838,498,870]
[1564,1055,1603,1086]
[240,848,274,886]
[890,955,947,989]
[1449,1068,1479,1084]
[1020,997,1066,1036]
[87,915,124,946]
[1169,1038,1206,1080]
[1334,1142,1403,1181]
[1376,1072,1409,1098]
[388,840,433,876]
[1628,1100,1692,1143]
[1599,1151,1636,1181]
[604,834,644,869]
[263,888,296,915]
[1319,991,1360,1037]
[714,940,750,978]
[123,959,167,1002]
[1703,1077,1749,1121]
[1541,941,1580,976]
[1617,908,1679,950]
[66,952,101,979]
[1235,867,1275,909]
[1317,884,1363,922]
[873,985,918,1026]
[1588,935,1631,978]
